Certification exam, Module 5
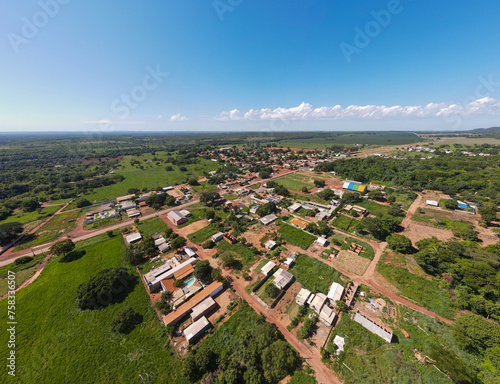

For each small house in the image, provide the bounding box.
[211,232,224,243]
[265,240,277,250]
[261,261,276,276]
[167,210,187,226]
[183,316,211,344]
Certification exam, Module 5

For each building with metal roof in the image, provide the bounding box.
[327,282,345,303]
[343,180,367,193]
[259,213,278,226]
[190,296,217,321]
[167,210,187,226]
[353,310,393,343]
[273,268,294,290]
[295,288,312,306]
[184,316,211,344]
[261,261,276,276]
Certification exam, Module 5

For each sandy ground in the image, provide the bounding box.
[332,250,371,276]
[403,221,453,244]
[179,219,210,236]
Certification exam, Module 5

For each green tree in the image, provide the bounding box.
[301,186,309,193]
[387,234,413,253]
[314,179,326,188]
[171,236,187,250]
[265,284,280,299]
[0,222,23,245]
[261,340,300,383]
[110,307,142,333]
[76,198,92,208]
[194,260,212,280]
[50,239,75,257]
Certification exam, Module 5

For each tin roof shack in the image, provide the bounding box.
[353,310,393,343]
[265,240,277,250]
[261,261,276,276]
[190,296,217,321]
[327,282,345,303]
[184,316,211,344]
[211,232,225,242]
[310,293,327,314]
[167,210,187,226]
[125,232,142,245]
[288,203,302,212]
[273,268,294,290]
[259,214,278,226]
[319,305,337,325]
[295,288,312,306]
[316,237,328,247]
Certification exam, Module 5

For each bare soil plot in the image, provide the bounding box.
[178,219,210,236]
[403,220,453,244]
[270,281,302,323]
[331,250,371,276]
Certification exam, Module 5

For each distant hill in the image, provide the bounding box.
[468,126,500,136]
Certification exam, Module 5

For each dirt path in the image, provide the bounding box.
[0,253,52,300]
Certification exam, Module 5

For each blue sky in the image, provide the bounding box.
[1,0,499,132]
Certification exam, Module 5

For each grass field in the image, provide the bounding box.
[187,224,218,244]
[65,152,220,208]
[412,209,473,230]
[0,205,61,226]
[279,223,316,250]
[332,214,354,231]
[14,210,84,251]
[355,200,393,217]
[278,132,421,148]
[137,216,169,238]
[0,235,187,384]
[327,308,477,384]
[0,267,36,296]
[289,254,345,294]
[217,240,259,273]
[377,255,454,319]
[330,234,375,260]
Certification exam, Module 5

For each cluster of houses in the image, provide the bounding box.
[294,282,345,326]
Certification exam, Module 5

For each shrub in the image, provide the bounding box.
[13,256,34,265]
[76,267,135,310]
[110,307,142,333]
[265,284,280,299]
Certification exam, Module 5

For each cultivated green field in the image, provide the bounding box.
[279,223,316,250]
[278,132,422,148]
[332,214,354,231]
[0,234,187,384]
[289,254,345,294]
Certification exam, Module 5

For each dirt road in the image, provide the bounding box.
[0,199,201,267]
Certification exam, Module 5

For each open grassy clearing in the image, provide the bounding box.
[187,224,218,244]
[377,254,454,319]
[0,205,61,226]
[136,216,169,238]
[327,307,477,384]
[288,254,345,294]
[411,209,473,230]
[430,136,500,146]
[217,239,260,273]
[0,266,36,296]
[14,210,85,251]
[332,214,354,231]
[0,235,187,384]
[279,223,316,250]
[355,200,394,217]
[65,153,220,208]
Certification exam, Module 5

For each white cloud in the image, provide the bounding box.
[156,115,163,120]
[170,113,188,121]
[84,119,145,125]
[215,97,500,121]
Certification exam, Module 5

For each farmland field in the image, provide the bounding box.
[289,254,345,294]
[0,235,187,384]
[278,132,421,148]
[279,223,316,249]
